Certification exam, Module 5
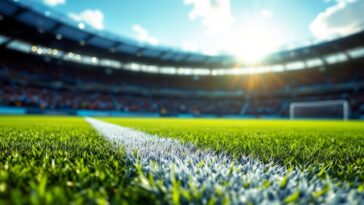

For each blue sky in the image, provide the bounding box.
[30,0,364,56]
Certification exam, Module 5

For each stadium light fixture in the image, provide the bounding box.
[141,65,159,73]
[56,34,62,40]
[211,69,234,76]
[91,57,98,64]
[78,23,85,30]
[5,36,360,77]
[325,52,348,64]
[47,49,52,55]
[31,45,37,52]
[52,49,58,55]
[191,68,210,75]
[177,68,193,75]
[270,64,285,72]
[347,47,364,59]
[306,58,323,68]
[286,61,305,70]
[160,67,177,75]
[37,48,43,55]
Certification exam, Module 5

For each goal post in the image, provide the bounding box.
[289,100,349,120]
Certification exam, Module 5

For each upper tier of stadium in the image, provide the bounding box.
[1,0,364,76]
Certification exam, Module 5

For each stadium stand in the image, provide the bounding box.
[1,50,363,118]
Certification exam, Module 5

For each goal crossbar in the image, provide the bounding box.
[289,100,349,120]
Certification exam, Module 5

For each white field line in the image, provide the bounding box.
[85,117,363,204]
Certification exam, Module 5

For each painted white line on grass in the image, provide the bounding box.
[85,117,363,204]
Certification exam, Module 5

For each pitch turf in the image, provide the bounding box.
[1,116,364,204]
[0,116,159,204]
[102,118,364,182]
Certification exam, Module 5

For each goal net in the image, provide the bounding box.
[289,100,349,120]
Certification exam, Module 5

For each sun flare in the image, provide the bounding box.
[229,23,280,64]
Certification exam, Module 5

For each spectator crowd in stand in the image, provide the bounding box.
[0,83,244,115]
[0,58,364,117]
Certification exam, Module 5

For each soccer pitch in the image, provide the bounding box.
[1,116,364,204]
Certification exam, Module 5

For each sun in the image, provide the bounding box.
[228,23,280,64]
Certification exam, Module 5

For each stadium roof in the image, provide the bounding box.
[1,0,364,75]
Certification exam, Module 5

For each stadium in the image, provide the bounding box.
[0,0,364,204]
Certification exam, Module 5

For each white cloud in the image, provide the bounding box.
[183,0,234,33]
[132,24,159,45]
[69,9,105,30]
[260,9,273,18]
[181,40,199,52]
[310,0,364,39]
[43,0,65,7]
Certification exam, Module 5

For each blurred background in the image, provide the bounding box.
[0,0,363,119]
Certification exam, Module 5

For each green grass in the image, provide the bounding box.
[1,116,364,204]
[0,116,159,205]
[102,118,364,182]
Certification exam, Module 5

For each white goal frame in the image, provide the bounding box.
[289,100,349,120]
